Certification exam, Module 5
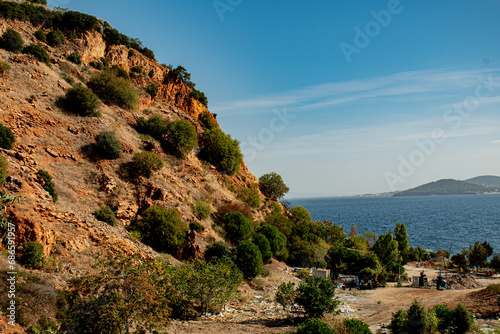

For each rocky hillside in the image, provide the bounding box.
[0,5,280,330]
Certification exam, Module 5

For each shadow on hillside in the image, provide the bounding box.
[235,316,299,328]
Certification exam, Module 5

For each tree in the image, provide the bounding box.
[451,253,468,272]
[221,212,254,244]
[432,305,453,333]
[290,206,312,224]
[165,119,198,158]
[258,172,289,200]
[407,299,431,334]
[389,309,408,334]
[138,205,188,254]
[204,241,233,264]
[467,241,489,268]
[235,240,262,279]
[252,233,272,263]
[451,304,474,334]
[372,231,399,273]
[65,254,171,333]
[256,224,287,256]
[394,222,410,264]
[343,318,373,334]
[199,129,242,175]
[275,282,296,312]
[295,276,339,318]
[168,260,242,317]
[491,253,500,270]
[20,242,45,269]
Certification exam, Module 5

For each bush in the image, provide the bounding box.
[343,318,372,334]
[34,29,47,42]
[88,71,139,110]
[20,241,45,269]
[216,202,253,222]
[193,200,211,220]
[275,282,296,311]
[295,318,335,334]
[60,86,101,117]
[0,61,10,77]
[28,0,47,4]
[22,44,50,65]
[95,131,122,159]
[389,309,408,334]
[189,221,203,232]
[37,169,57,202]
[204,241,233,264]
[89,61,103,70]
[0,155,8,187]
[433,305,453,333]
[199,129,243,175]
[67,52,81,65]
[221,212,253,244]
[138,205,188,254]
[237,187,260,208]
[191,88,208,107]
[452,304,474,334]
[235,240,262,279]
[111,65,128,78]
[165,119,198,159]
[253,233,272,263]
[256,224,287,255]
[146,82,158,98]
[136,115,169,140]
[131,66,142,73]
[47,29,65,47]
[94,205,117,226]
[296,276,339,318]
[0,123,15,149]
[131,151,163,177]
[0,29,23,53]
[199,111,217,130]
[259,172,289,200]
[141,47,155,60]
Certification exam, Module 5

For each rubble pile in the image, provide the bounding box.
[446,274,482,290]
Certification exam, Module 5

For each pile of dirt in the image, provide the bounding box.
[446,274,482,290]
[461,287,500,318]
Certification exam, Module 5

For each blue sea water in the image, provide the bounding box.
[288,194,500,256]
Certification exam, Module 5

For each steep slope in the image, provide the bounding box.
[393,179,494,196]
[464,175,500,188]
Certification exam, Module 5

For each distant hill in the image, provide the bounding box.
[393,179,497,197]
[465,175,500,188]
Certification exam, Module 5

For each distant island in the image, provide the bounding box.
[393,176,500,196]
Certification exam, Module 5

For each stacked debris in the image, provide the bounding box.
[446,274,481,290]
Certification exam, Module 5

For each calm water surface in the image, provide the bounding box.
[288,194,500,255]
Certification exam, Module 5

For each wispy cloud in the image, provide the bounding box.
[212,68,500,116]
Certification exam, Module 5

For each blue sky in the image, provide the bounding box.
[48,0,500,197]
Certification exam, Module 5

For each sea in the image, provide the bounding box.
[288,194,500,256]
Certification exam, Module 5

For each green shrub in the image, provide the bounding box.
[88,71,139,110]
[259,172,289,200]
[199,129,243,175]
[60,86,101,117]
[22,44,50,65]
[137,115,169,140]
[0,61,10,77]
[131,65,142,73]
[204,241,233,264]
[189,221,203,232]
[138,205,188,254]
[47,29,65,47]
[193,201,211,220]
[67,52,81,65]
[256,224,287,255]
[128,49,135,57]
[28,0,47,4]
[94,205,117,226]
[132,151,163,177]
[147,82,158,98]
[343,318,372,334]
[296,277,339,318]
[165,119,198,159]
[389,309,408,334]
[95,131,122,159]
[295,318,335,334]
[191,88,208,107]
[37,169,57,202]
[0,29,23,53]
[20,241,45,269]
[433,304,453,334]
[237,187,260,208]
[221,212,253,244]
[0,123,15,149]
[111,65,128,78]
[63,75,75,85]
[275,282,296,311]
[34,29,47,42]
[0,155,8,187]
[89,61,103,70]
[452,304,474,334]
[253,233,272,263]
[235,240,262,279]
[141,47,155,60]
[199,111,217,130]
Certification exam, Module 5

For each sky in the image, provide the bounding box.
[48,0,500,197]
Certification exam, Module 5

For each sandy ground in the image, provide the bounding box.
[166,264,500,333]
